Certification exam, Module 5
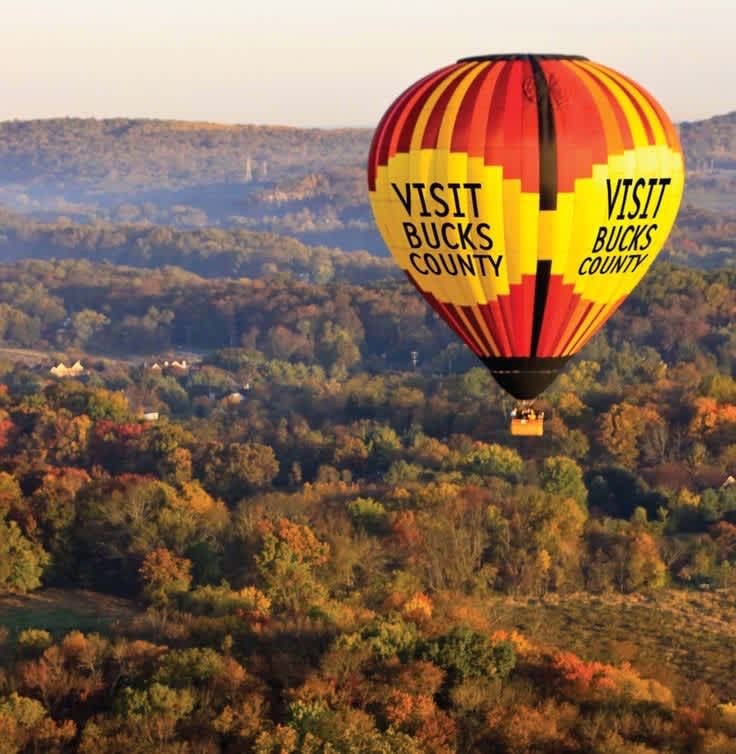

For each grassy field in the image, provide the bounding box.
[0,588,137,639]
[2,587,735,706]
[495,589,736,703]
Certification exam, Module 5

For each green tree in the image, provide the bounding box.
[346,497,387,535]
[0,519,49,592]
[421,627,515,684]
[70,309,110,348]
[464,443,522,481]
[539,456,588,508]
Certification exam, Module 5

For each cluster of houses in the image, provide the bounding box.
[35,354,253,425]
[147,359,190,372]
[49,361,85,378]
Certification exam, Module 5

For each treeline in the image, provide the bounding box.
[680,110,736,169]
[0,118,369,191]
[0,113,733,192]
[0,211,394,283]
[0,203,734,284]
[664,205,736,268]
[0,257,732,377]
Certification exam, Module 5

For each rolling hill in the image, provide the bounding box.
[0,112,733,266]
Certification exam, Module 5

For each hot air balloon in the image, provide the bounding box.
[367,54,684,436]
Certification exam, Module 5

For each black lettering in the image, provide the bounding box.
[632,253,648,272]
[628,178,647,219]
[589,256,602,273]
[439,253,458,275]
[611,255,627,273]
[578,257,591,275]
[429,182,450,217]
[618,225,634,252]
[476,222,493,250]
[458,254,476,276]
[409,251,428,274]
[467,183,482,216]
[629,224,647,250]
[413,183,431,217]
[424,253,441,274]
[622,255,637,273]
[606,179,621,220]
[639,224,657,251]
[392,183,412,215]
[605,226,623,252]
[600,256,615,274]
[473,254,488,276]
[592,225,607,253]
[640,177,658,219]
[440,223,459,250]
[487,254,503,276]
[421,222,441,249]
[616,179,633,220]
[447,183,464,217]
[652,177,671,218]
[403,222,422,249]
[457,223,477,250]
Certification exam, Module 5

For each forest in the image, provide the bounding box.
[0,254,734,752]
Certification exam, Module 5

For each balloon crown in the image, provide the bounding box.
[457,54,588,62]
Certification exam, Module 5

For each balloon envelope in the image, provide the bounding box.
[367,54,684,399]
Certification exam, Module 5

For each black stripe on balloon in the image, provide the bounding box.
[529,55,557,211]
[531,260,552,357]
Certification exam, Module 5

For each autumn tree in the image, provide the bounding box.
[255,518,329,616]
[139,548,192,605]
[597,402,664,467]
[201,442,279,503]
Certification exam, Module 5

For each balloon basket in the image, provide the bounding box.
[510,404,544,436]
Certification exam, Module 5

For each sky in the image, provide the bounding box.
[0,0,733,127]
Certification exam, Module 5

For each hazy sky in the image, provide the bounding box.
[1,0,732,127]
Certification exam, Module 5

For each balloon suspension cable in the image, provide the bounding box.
[511,399,534,415]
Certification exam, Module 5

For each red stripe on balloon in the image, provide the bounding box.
[439,301,486,356]
[557,300,597,355]
[572,295,626,352]
[421,66,476,149]
[461,305,495,355]
[479,300,514,356]
[404,272,484,356]
[583,68,635,152]
[541,60,607,192]
[368,66,454,190]
[394,68,460,155]
[536,276,578,356]
[450,63,495,153]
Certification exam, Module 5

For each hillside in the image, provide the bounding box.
[0,114,734,257]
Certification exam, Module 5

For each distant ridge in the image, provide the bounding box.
[0,111,733,262]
